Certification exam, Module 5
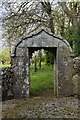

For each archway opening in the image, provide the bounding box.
[29,47,57,97]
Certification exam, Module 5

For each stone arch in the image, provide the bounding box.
[11,29,73,98]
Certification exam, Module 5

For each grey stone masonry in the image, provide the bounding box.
[0,69,2,101]
[72,57,80,96]
[11,29,73,98]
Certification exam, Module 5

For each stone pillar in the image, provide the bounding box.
[0,69,2,120]
[57,46,73,96]
[0,69,2,101]
[22,48,30,98]
[72,57,80,118]
[72,57,80,96]
[54,50,58,96]
[12,48,30,98]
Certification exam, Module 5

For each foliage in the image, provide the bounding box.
[0,48,11,64]
[72,26,80,56]
[59,2,80,27]
[1,1,80,57]
[58,2,80,56]
[0,64,11,68]
[2,1,56,48]
[64,26,80,57]
[45,51,54,64]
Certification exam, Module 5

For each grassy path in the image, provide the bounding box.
[30,64,54,96]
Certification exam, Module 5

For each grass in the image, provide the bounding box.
[0,64,11,68]
[30,63,54,96]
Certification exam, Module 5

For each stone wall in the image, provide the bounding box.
[2,57,80,100]
[72,57,80,96]
[1,30,75,99]
[11,48,30,99]
[0,69,2,101]
[57,46,73,96]
[2,67,15,100]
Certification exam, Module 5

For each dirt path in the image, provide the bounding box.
[2,96,79,119]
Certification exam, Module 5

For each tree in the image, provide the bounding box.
[34,54,37,72]
[72,26,80,56]
[45,51,54,65]
[59,2,80,27]
[59,2,80,56]
[38,50,42,69]
[41,2,55,33]
[2,1,80,56]
[2,1,56,50]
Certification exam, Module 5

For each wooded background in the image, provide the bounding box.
[0,1,80,63]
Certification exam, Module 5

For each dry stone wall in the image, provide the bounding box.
[0,69,2,101]
[1,67,14,100]
[72,57,80,96]
[1,56,80,100]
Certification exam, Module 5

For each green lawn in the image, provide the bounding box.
[30,64,54,96]
[0,64,11,68]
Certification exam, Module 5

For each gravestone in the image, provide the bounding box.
[11,29,73,98]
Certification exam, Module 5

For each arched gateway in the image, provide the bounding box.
[11,29,73,98]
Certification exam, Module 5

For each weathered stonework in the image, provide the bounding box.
[2,67,14,100]
[72,57,80,96]
[11,29,73,98]
[0,69,2,101]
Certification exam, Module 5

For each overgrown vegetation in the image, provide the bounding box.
[64,26,80,57]
[0,48,11,64]
[2,1,80,57]
[0,64,11,68]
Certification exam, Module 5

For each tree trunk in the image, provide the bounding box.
[59,2,80,27]
[39,50,42,69]
[41,2,55,34]
[34,55,37,72]
[72,17,79,27]
[49,16,55,34]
